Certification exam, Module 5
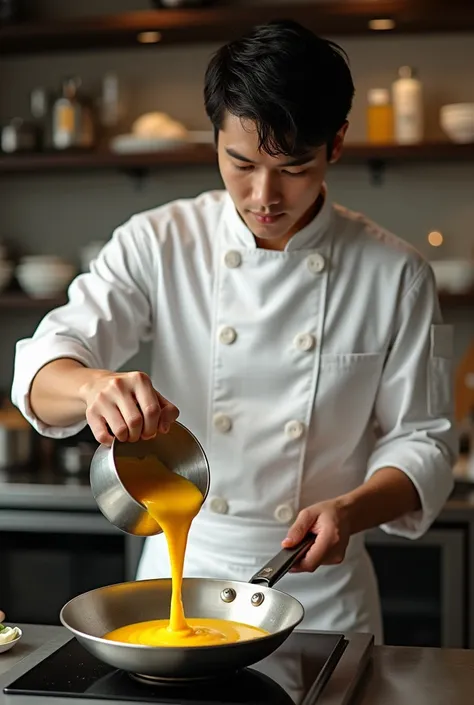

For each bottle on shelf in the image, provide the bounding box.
[52,76,96,151]
[392,66,424,145]
[99,73,121,131]
[366,88,394,144]
[30,87,54,152]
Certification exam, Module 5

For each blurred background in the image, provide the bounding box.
[1,0,474,650]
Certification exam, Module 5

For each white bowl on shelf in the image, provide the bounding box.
[110,134,189,154]
[430,259,474,293]
[19,255,72,269]
[440,103,474,144]
[16,259,76,298]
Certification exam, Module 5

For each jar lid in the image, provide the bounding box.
[398,66,418,79]
[368,88,390,106]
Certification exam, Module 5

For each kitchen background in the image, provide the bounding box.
[1,0,474,649]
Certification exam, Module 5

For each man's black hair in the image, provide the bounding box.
[204,19,355,158]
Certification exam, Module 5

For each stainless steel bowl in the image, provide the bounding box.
[90,421,210,536]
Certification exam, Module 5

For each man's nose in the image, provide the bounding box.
[252,171,281,209]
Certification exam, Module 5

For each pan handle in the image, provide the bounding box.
[248,534,316,588]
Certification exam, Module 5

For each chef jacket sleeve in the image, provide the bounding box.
[11,218,154,439]
[365,261,456,539]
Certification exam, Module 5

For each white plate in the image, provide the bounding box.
[0,627,22,654]
[110,134,190,154]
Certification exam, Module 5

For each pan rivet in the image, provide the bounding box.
[220,588,237,603]
[259,568,273,577]
[251,592,265,607]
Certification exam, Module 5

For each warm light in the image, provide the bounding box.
[428,231,444,247]
[137,31,162,44]
[369,18,396,31]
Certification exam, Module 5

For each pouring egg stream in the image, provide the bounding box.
[103,455,268,647]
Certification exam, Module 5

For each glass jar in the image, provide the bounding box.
[367,88,394,144]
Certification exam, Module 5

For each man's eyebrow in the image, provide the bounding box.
[225,147,316,167]
[225,148,255,164]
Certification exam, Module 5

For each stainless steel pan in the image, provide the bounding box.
[60,536,314,681]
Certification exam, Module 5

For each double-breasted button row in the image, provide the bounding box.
[208,496,295,524]
[224,250,326,274]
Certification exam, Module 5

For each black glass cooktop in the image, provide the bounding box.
[4,631,347,704]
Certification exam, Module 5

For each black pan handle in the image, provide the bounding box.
[249,534,316,588]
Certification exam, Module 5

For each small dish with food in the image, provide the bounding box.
[0,624,22,653]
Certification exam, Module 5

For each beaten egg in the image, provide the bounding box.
[103,454,268,647]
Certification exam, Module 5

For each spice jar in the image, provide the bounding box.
[367,88,394,144]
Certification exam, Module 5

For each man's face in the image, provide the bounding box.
[218,113,347,246]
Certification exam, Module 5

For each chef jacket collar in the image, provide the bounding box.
[223,184,333,252]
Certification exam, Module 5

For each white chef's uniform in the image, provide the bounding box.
[11,188,456,644]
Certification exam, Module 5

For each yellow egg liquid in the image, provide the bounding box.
[103,455,268,647]
[104,618,267,647]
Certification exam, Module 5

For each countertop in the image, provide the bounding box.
[2,464,474,518]
[1,625,474,705]
[0,465,95,511]
[355,645,474,705]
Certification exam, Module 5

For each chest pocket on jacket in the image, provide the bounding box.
[316,353,385,446]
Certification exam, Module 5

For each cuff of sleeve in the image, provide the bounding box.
[11,337,98,439]
[365,444,454,539]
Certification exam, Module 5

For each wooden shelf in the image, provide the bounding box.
[0,293,67,309]
[341,142,474,165]
[0,145,217,174]
[0,143,473,176]
[438,291,474,307]
[0,2,474,57]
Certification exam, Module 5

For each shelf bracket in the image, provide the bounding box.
[367,159,386,186]
[121,168,150,190]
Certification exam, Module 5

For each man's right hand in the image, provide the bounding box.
[79,371,179,446]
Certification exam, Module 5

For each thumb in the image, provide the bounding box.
[282,508,317,548]
[156,392,180,432]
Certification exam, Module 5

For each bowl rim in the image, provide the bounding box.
[0,626,22,649]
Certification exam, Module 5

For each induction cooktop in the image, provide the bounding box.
[4,631,350,704]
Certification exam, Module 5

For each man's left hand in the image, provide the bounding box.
[282,499,351,573]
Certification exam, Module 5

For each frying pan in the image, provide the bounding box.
[60,535,315,681]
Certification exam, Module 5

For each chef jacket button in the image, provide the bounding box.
[213,413,232,433]
[209,497,229,514]
[307,253,325,274]
[285,420,306,440]
[294,333,315,352]
[224,250,242,269]
[274,504,295,524]
[219,326,237,345]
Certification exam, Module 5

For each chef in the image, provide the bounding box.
[11,20,455,643]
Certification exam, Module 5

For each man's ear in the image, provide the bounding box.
[329,122,349,164]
